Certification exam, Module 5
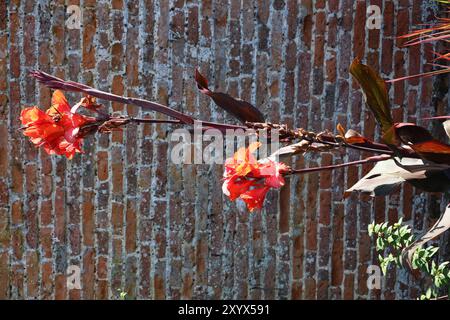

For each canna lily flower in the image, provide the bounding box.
[222,142,290,212]
[223,141,261,178]
[20,90,96,159]
[258,160,290,188]
[222,177,255,201]
[240,186,271,212]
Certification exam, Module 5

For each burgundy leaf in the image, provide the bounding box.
[195,69,265,124]
[345,157,450,198]
[349,59,393,134]
[388,123,450,165]
[393,123,434,144]
[195,69,212,96]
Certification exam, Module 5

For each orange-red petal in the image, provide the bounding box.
[223,177,255,201]
[240,186,270,212]
[20,92,91,159]
[20,106,52,126]
[47,90,71,116]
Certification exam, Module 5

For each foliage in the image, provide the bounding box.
[117,289,128,300]
[369,219,450,299]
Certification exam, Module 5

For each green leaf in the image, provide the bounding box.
[368,223,374,236]
[378,253,384,263]
[434,277,441,287]
[376,237,384,251]
[403,204,450,272]
[399,226,409,237]
[431,260,437,274]
[426,288,432,299]
[429,246,439,257]
[387,225,393,234]
[374,223,381,233]
[412,255,419,269]
[387,235,394,244]
[381,260,388,275]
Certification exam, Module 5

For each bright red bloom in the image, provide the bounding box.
[222,177,255,201]
[21,90,95,159]
[222,142,290,212]
[257,160,290,188]
[223,141,261,178]
[240,186,271,212]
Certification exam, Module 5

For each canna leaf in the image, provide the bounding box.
[349,58,393,134]
[345,157,450,197]
[195,69,265,124]
[387,123,450,165]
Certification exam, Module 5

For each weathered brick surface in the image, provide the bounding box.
[0,0,448,300]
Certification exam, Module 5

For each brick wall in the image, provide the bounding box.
[0,0,448,300]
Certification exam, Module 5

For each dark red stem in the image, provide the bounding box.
[289,154,391,175]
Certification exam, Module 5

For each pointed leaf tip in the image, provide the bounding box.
[194,69,265,124]
[194,68,211,95]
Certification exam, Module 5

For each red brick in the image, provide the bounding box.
[0,252,9,298]
[319,191,331,225]
[97,151,109,181]
[396,7,409,48]
[304,277,316,300]
[125,200,137,253]
[11,265,24,299]
[26,251,39,298]
[331,239,343,286]
[82,9,96,69]
[343,274,355,300]
[40,227,52,259]
[154,273,165,300]
[0,124,8,176]
[279,177,290,233]
[353,1,366,59]
[40,262,53,300]
[82,249,95,299]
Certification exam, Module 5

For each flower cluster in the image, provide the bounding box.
[222,142,290,211]
[20,90,96,159]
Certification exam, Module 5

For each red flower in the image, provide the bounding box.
[223,141,261,178]
[257,160,290,188]
[21,90,95,159]
[222,142,290,212]
[240,186,271,212]
[222,177,255,201]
